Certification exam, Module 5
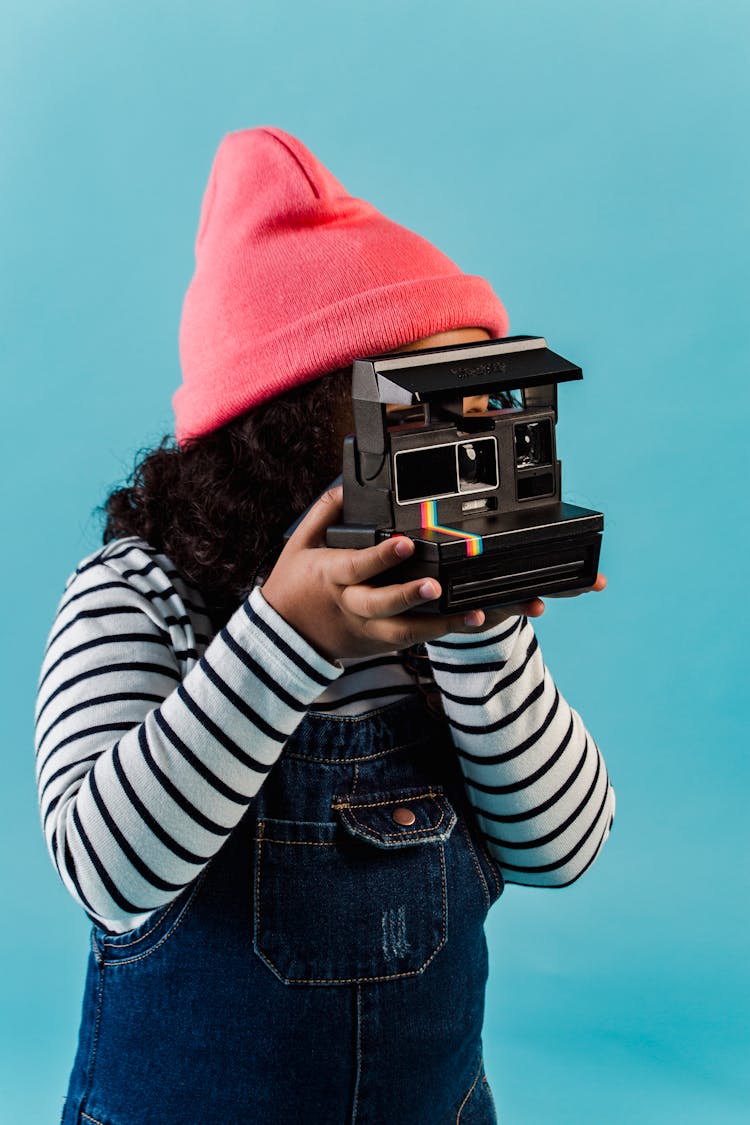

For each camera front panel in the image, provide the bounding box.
[387,408,559,534]
[393,436,499,505]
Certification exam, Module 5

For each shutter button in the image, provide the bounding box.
[392,806,416,827]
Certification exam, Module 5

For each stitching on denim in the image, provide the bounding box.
[338,806,450,845]
[79,962,106,1122]
[351,985,363,1124]
[457,819,491,912]
[477,840,503,901]
[98,895,181,952]
[81,1113,107,1125]
[254,842,448,985]
[254,819,264,970]
[257,812,451,845]
[331,788,450,844]
[331,790,442,811]
[456,1059,482,1122]
[96,871,207,967]
[283,746,396,764]
[486,859,502,901]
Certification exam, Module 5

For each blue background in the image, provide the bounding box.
[2,1,748,1121]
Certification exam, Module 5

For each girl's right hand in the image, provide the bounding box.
[260,487,536,662]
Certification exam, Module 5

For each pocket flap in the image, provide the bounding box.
[333,787,456,849]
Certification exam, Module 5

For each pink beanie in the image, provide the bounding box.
[174,127,509,443]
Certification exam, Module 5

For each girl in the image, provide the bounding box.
[36,127,614,1125]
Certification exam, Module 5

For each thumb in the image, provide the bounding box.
[286,486,344,550]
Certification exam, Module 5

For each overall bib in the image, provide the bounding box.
[61,698,503,1125]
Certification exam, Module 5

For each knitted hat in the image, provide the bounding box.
[174,127,509,443]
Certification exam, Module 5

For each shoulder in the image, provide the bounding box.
[73,536,200,602]
[71,535,177,583]
[59,537,214,659]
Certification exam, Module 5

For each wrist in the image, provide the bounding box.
[426,614,524,662]
[250,585,342,677]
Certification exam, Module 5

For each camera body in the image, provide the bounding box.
[325,336,603,613]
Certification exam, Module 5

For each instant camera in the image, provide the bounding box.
[325,336,603,613]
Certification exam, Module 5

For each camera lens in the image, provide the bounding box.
[457,442,478,485]
[457,437,498,492]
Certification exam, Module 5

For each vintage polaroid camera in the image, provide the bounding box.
[325,335,603,613]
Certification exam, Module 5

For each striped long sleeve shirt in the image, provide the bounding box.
[35,537,614,933]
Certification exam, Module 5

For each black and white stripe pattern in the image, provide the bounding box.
[311,654,418,714]
[426,622,614,886]
[35,539,342,931]
[35,538,613,932]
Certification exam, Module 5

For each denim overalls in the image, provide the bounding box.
[61,698,503,1125]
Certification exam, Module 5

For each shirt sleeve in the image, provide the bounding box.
[426,616,614,888]
[35,561,342,932]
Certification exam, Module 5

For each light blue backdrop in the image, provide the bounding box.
[2,1,748,1121]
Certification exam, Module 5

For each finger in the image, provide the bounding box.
[500,598,545,617]
[341,575,442,620]
[574,572,607,593]
[361,609,489,651]
[525,598,546,617]
[546,573,607,599]
[329,533,417,588]
[286,486,344,549]
[479,598,545,627]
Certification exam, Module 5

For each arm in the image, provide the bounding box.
[35,491,544,932]
[35,543,342,932]
[261,486,613,887]
[426,614,614,887]
[34,495,481,934]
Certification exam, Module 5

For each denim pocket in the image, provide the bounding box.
[93,871,207,966]
[253,787,456,985]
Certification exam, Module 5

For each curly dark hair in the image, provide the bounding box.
[102,368,353,629]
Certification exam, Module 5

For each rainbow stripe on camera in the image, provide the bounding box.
[419,500,484,557]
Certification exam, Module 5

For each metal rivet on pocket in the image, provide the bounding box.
[392,806,417,827]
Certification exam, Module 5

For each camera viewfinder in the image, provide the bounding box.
[514,420,552,468]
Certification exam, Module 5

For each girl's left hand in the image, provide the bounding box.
[476,572,606,630]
